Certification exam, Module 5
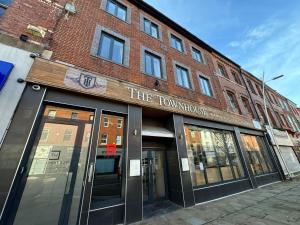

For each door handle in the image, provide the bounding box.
[88,163,94,183]
[65,172,73,194]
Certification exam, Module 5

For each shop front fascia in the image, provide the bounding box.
[0,59,283,225]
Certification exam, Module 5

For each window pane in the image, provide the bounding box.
[224,133,245,178]
[185,126,245,187]
[151,24,158,38]
[112,39,124,64]
[200,77,212,96]
[106,0,116,15]
[144,19,151,34]
[176,67,183,86]
[171,36,177,49]
[176,40,183,52]
[152,56,162,78]
[145,53,152,75]
[211,132,234,181]
[241,134,273,175]
[92,114,126,208]
[99,34,111,59]
[181,69,190,88]
[117,6,126,21]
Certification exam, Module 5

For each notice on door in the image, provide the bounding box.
[181,158,190,172]
[130,159,141,177]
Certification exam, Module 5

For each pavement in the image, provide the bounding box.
[135,178,300,225]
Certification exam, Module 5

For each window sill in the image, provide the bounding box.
[142,71,167,81]
[141,30,162,42]
[170,46,186,55]
[91,55,129,69]
[101,9,131,25]
[175,83,194,91]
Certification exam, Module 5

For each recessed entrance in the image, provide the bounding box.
[142,150,166,203]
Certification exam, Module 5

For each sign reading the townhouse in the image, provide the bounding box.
[127,87,209,117]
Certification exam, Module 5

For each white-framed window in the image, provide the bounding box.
[104,117,109,127]
[143,18,159,39]
[71,112,78,120]
[106,0,127,21]
[175,65,191,89]
[98,32,125,65]
[171,34,184,52]
[199,76,213,97]
[40,129,49,141]
[116,135,122,145]
[192,47,204,63]
[117,119,123,128]
[101,133,108,145]
[63,129,73,142]
[48,110,56,119]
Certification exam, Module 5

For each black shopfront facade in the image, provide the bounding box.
[0,82,283,225]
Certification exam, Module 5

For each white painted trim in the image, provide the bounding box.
[89,203,125,212]
[195,188,252,206]
[193,178,249,191]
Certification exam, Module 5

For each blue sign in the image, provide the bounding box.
[0,61,14,91]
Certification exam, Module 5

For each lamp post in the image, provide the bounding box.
[262,73,292,179]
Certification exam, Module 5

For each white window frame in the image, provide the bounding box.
[117,119,123,128]
[116,135,122,145]
[104,117,109,127]
[101,133,108,145]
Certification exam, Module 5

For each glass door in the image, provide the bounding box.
[7,106,94,225]
[142,151,166,203]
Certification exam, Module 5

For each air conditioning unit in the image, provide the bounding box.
[26,25,46,38]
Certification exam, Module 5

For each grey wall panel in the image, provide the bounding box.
[0,85,45,216]
[125,105,143,224]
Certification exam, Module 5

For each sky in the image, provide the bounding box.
[144,0,300,106]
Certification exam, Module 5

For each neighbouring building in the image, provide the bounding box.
[0,0,298,225]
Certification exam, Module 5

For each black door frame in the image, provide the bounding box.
[3,105,94,225]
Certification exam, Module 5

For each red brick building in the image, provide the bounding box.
[0,0,299,225]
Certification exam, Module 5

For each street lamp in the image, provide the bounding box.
[261,73,292,179]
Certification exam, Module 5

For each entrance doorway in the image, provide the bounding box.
[142,150,166,203]
[4,106,94,225]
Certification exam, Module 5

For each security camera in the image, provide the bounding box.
[30,53,40,59]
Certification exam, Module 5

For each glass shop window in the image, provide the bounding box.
[91,113,126,208]
[241,134,274,175]
[184,125,245,187]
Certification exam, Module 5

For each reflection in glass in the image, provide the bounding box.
[184,125,245,187]
[91,114,126,209]
[12,106,93,225]
[241,134,273,175]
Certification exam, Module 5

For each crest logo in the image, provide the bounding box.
[79,73,96,89]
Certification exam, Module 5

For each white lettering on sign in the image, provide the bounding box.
[128,87,208,116]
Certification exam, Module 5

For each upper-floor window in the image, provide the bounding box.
[217,64,228,78]
[247,80,257,95]
[241,97,254,118]
[117,119,123,128]
[104,117,109,127]
[255,84,263,97]
[192,48,204,63]
[98,32,125,65]
[231,71,242,85]
[226,91,241,114]
[175,65,192,89]
[48,110,56,119]
[71,112,78,120]
[144,51,162,78]
[143,18,159,39]
[0,0,10,17]
[256,103,267,123]
[171,34,184,52]
[266,92,274,104]
[101,133,108,145]
[116,135,122,145]
[199,76,213,97]
[106,0,127,21]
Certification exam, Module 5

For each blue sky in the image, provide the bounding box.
[144,0,300,106]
